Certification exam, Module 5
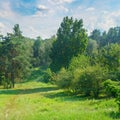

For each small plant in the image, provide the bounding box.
[43,68,53,83]
[104,79,120,112]
[55,68,73,90]
[116,92,120,112]
[104,79,119,97]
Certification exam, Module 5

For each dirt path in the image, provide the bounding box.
[3,95,18,120]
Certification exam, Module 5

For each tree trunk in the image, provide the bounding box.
[11,72,15,88]
[5,72,9,89]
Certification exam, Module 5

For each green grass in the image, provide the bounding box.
[0,81,119,120]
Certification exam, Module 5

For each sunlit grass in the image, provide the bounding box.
[0,81,119,120]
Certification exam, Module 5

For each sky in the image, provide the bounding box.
[0,0,120,39]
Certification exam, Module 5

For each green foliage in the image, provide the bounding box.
[107,27,120,44]
[32,36,54,67]
[13,24,22,37]
[89,29,101,46]
[0,24,32,88]
[116,93,120,112]
[69,55,90,71]
[43,68,53,83]
[50,16,88,72]
[73,65,106,97]
[89,27,120,47]
[54,54,106,98]
[104,79,120,112]
[54,68,73,90]
[100,43,120,73]
[103,79,119,97]
[100,44,120,80]
[86,39,98,56]
[32,37,43,67]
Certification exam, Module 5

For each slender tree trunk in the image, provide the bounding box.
[5,72,8,89]
[11,71,15,88]
[11,59,15,88]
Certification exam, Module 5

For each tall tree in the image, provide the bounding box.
[0,24,32,88]
[50,16,88,72]
[32,36,42,67]
[106,27,120,44]
[32,36,55,67]
[100,43,120,80]
[89,29,101,46]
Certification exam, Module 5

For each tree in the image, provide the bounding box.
[100,43,120,71]
[69,55,89,71]
[0,24,32,88]
[0,37,5,86]
[50,16,88,72]
[100,31,107,47]
[89,29,101,46]
[32,36,54,67]
[33,36,43,67]
[13,24,22,36]
[86,39,98,56]
[99,43,120,81]
[106,27,120,44]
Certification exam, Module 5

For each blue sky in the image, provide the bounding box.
[0,0,120,38]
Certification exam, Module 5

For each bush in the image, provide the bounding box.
[104,79,120,112]
[104,79,119,97]
[53,63,106,98]
[116,93,120,112]
[43,68,53,83]
[79,65,106,98]
[55,68,73,90]
[71,65,106,97]
[69,55,89,71]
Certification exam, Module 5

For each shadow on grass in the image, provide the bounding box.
[108,111,120,119]
[44,91,88,102]
[0,87,58,95]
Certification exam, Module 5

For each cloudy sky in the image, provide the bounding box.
[0,0,120,39]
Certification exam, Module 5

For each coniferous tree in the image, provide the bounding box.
[0,24,32,88]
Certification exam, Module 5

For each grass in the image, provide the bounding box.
[0,80,119,120]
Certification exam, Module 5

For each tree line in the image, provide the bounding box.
[0,16,120,111]
[0,24,54,88]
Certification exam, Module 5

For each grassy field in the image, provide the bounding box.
[0,80,119,120]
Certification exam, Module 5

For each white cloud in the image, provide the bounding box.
[0,1,15,19]
[72,5,120,35]
[0,22,5,29]
[37,5,49,11]
[56,5,69,12]
[97,10,120,31]
[86,7,95,11]
[1,0,120,39]
[48,0,74,5]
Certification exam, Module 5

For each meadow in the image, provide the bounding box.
[0,80,119,120]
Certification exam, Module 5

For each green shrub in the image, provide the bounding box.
[116,93,120,112]
[104,79,120,112]
[43,68,53,83]
[79,65,105,98]
[103,79,119,97]
[69,55,89,71]
[55,68,73,90]
[54,62,106,98]
[71,65,106,97]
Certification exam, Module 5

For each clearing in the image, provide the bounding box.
[0,81,119,120]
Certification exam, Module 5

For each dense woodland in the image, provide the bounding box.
[0,16,120,112]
